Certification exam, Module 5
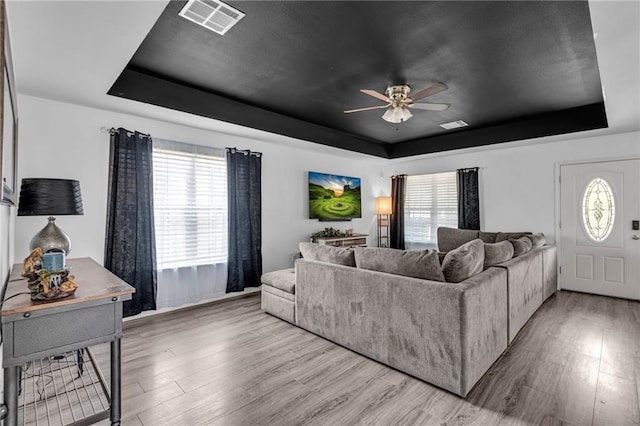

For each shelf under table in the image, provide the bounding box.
[18,348,110,426]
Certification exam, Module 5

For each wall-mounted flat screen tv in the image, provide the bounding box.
[309,171,362,220]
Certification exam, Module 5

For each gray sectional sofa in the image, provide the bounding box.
[437,227,557,343]
[260,227,557,397]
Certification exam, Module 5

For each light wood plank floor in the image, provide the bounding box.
[88,290,639,426]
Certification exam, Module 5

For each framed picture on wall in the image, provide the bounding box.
[0,0,18,206]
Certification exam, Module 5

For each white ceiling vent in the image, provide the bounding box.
[440,120,469,130]
[179,0,245,35]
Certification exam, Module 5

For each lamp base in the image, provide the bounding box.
[29,216,71,255]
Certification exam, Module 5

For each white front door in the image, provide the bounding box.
[560,159,640,300]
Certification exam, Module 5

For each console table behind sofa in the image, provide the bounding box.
[1,257,134,426]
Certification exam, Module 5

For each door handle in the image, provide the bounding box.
[633,235,640,240]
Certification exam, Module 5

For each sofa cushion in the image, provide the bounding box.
[354,247,445,282]
[299,242,356,267]
[262,282,295,301]
[261,268,296,294]
[495,232,532,242]
[437,227,480,253]
[526,233,546,248]
[441,239,485,283]
[483,241,514,269]
[479,232,499,243]
[262,287,295,323]
[509,237,533,257]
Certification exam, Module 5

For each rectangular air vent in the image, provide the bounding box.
[179,0,245,35]
[440,120,469,130]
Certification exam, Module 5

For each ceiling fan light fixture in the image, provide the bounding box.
[382,106,413,124]
[382,107,399,123]
[353,82,449,124]
[401,106,413,121]
[392,106,405,121]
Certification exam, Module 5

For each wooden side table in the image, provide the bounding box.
[316,233,368,248]
[1,258,134,426]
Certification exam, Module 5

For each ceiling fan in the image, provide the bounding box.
[344,82,450,124]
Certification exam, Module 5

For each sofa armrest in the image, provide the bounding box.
[540,245,558,301]
[496,249,544,342]
[458,266,508,395]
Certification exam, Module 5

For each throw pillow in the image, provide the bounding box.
[299,242,355,267]
[483,241,514,269]
[526,233,546,248]
[354,247,445,282]
[441,239,485,283]
[509,237,533,257]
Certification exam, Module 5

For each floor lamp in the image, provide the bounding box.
[376,196,392,247]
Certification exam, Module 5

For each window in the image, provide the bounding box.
[404,172,458,249]
[582,177,615,242]
[153,139,227,269]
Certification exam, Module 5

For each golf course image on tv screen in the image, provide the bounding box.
[309,171,362,220]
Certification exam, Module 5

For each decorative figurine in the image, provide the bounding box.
[22,247,44,276]
[21,247,78,301]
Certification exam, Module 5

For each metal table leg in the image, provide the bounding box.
[2,366,18,426]
[110,339,121,426]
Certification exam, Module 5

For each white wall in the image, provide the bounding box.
[15,94,387,274]
[389,131,640,244]
[0,204,15,399]
[16,94,640,278]
[1,205,15,286]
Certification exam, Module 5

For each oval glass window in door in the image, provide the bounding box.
[582,178,615,241]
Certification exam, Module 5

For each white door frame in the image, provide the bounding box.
[554,155,640,291]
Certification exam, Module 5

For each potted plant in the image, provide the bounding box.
[310,227,346,243]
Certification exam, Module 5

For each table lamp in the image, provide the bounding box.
[17,178,84,255]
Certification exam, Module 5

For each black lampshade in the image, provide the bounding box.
[17,178,84,216]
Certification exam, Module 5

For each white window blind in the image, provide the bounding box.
[404,172,458,249]
[153,139,227,269]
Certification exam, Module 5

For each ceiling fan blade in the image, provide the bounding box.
[344,104,390,114]
[409,102,451,111]
[409,82,449,101]
[360,89,391,103]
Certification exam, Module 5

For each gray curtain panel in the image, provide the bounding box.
[390,174,407,250]
[457,167,480,230]
[104,128,158,317]
[226,148,262,293]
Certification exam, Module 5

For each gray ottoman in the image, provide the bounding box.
[261,268,296,323]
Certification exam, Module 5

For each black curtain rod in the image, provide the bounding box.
[101,126,151,139]
[226,147,262,157]
[391,168,480,178]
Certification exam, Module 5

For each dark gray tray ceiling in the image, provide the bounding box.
[109,1,606,159]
